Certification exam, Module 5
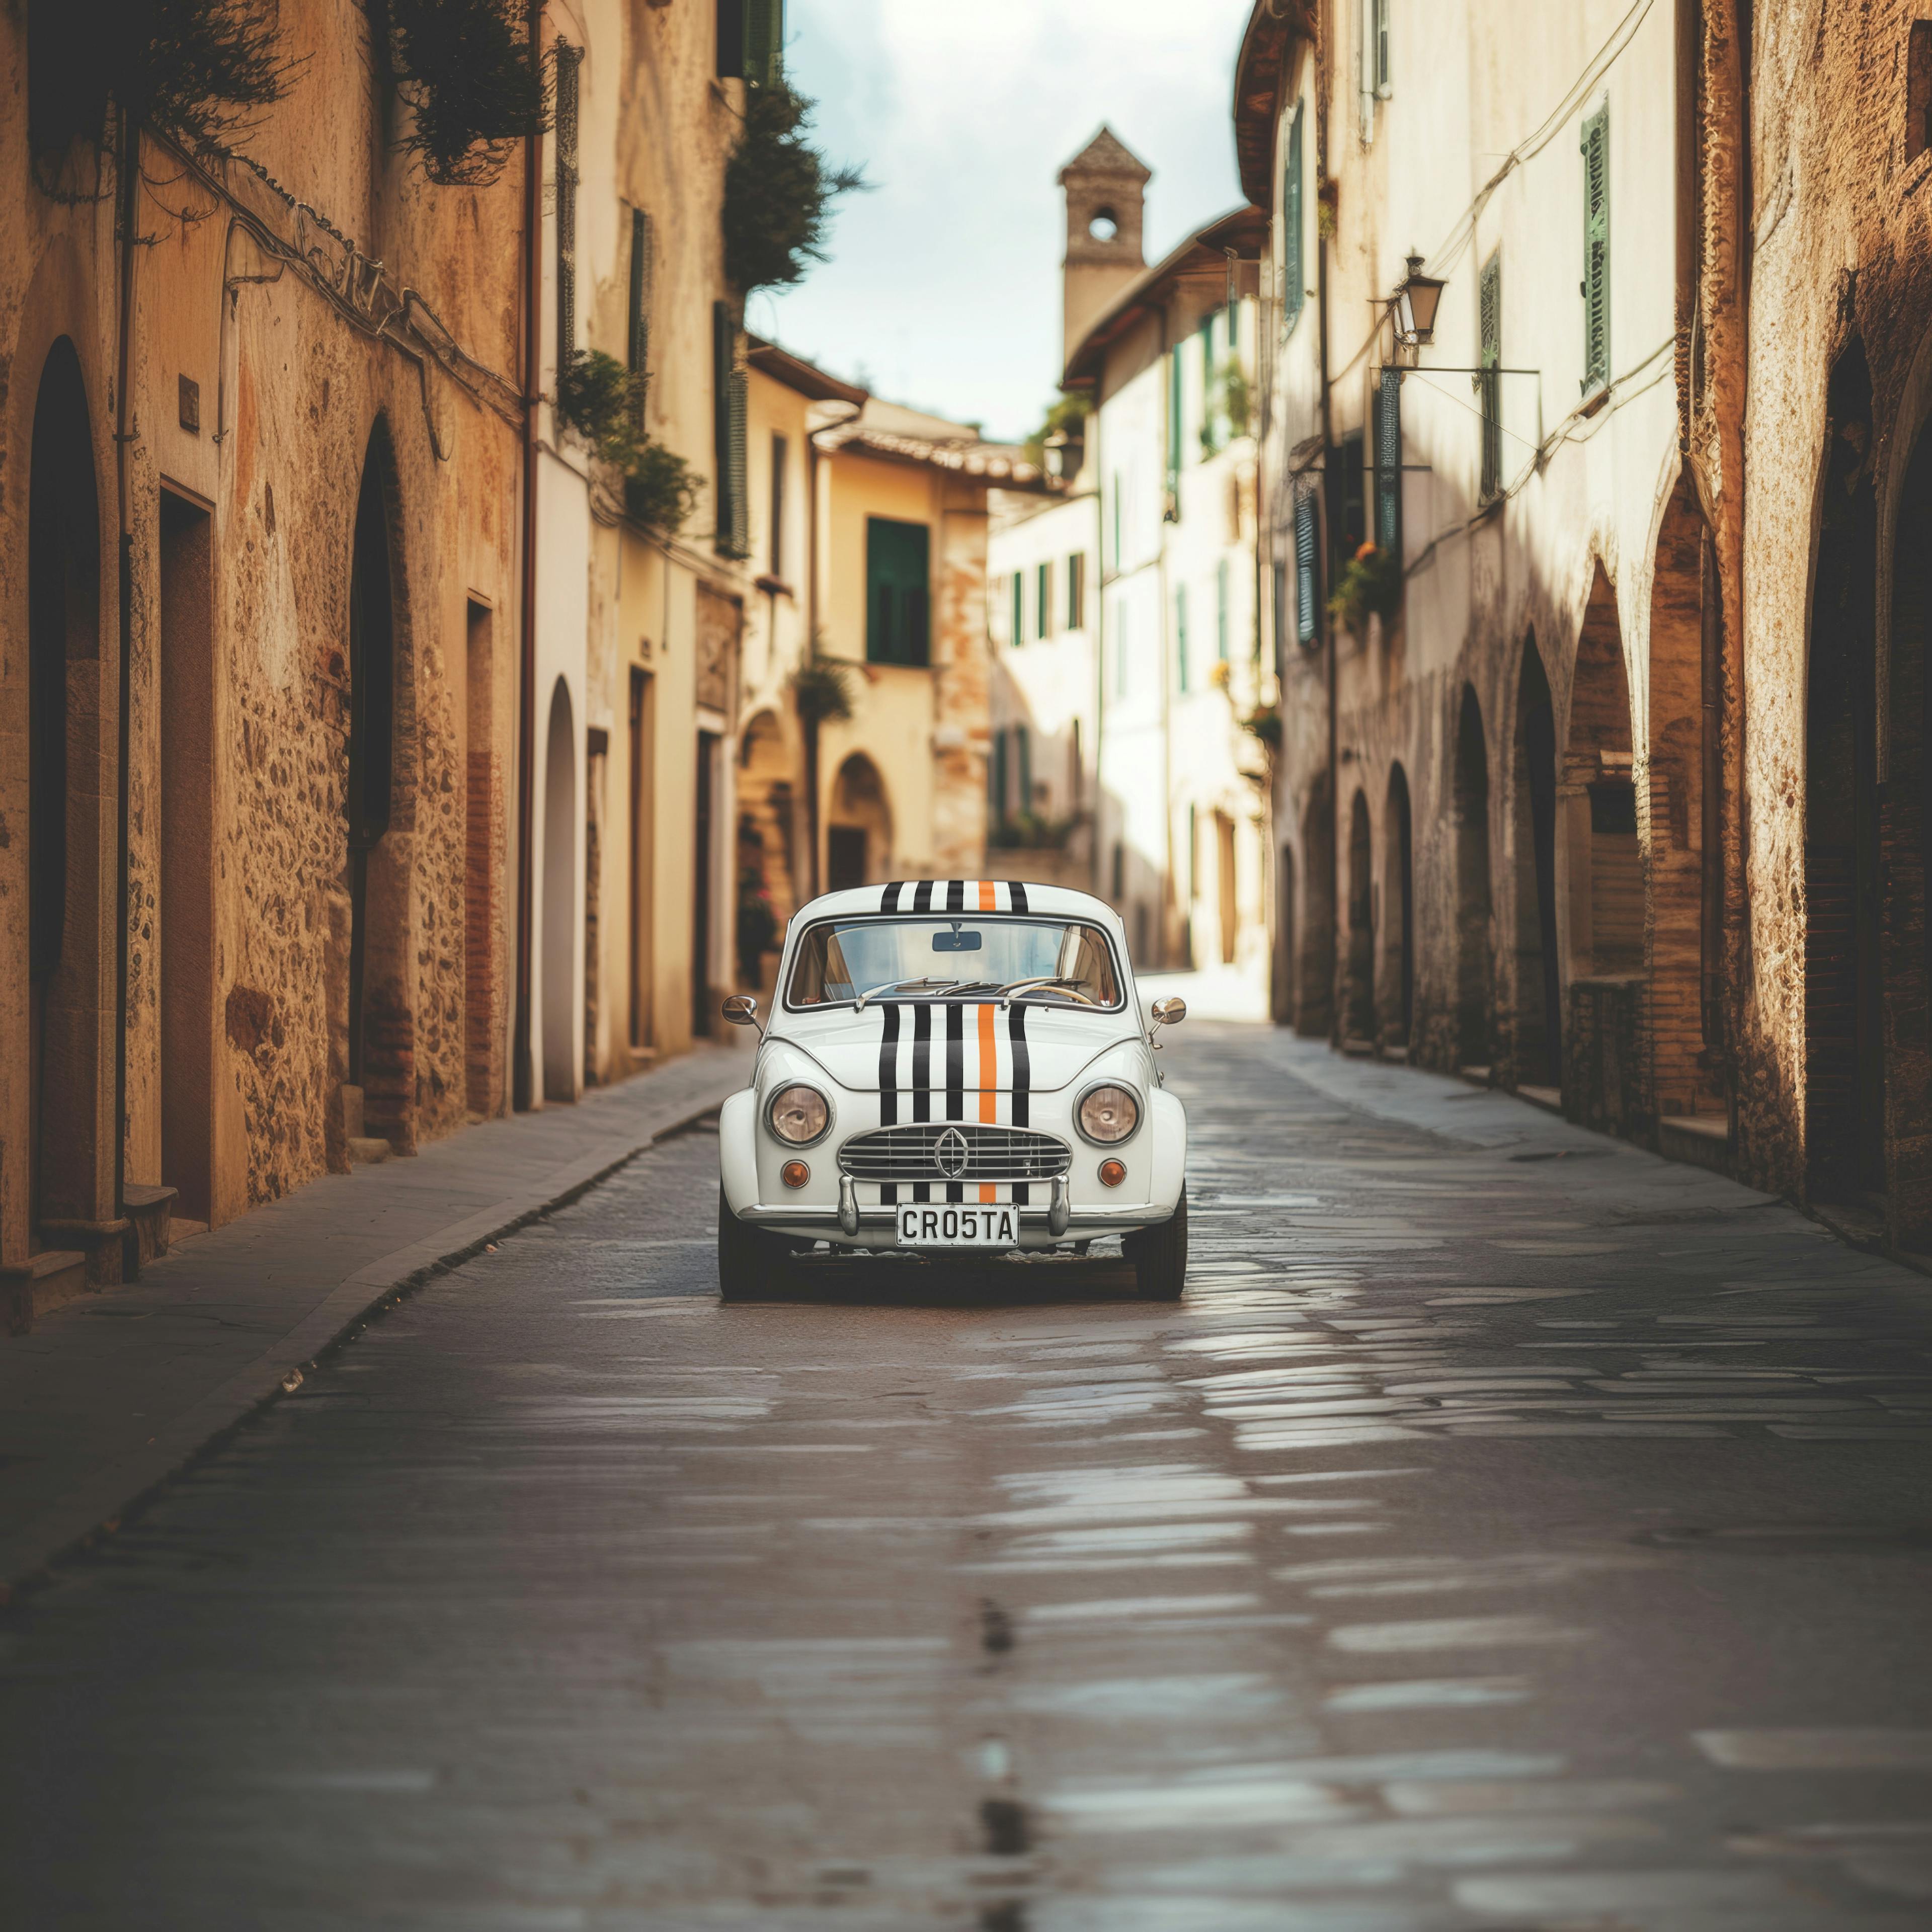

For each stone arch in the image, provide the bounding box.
[1454,683,1493,1069]
[827,752,891,891]
[1646,471,1721,1122]
[542,677,578,1103]
[1805,344,1884,1203]
[1297,778,1335,1038]
[1886,391,1932,1246]
[737,708,797,986]
[1512,633,1562,1089]
[343,418,418,1148]
[26,336,106,1241]
[1382,762,1413,1049]
[1344,787,1375,1043]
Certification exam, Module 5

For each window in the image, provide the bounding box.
[554,43,582,371]
[718,0,783,81]
[712,303,748,557]
[1912,22,1932,165]
[1198,310,1221,456]
[1067,551,1086,629]
[865,517,930,665]
[1010,570,1024,647]
[991,727,1008,817]
[1294,491,1319,647]
[768,433,787,576]
[1479,250,1502,500]
[1217,556,1230,662]
[1272,555,1289,671]
[1176,584,1190,693]
[1374,366,1402,557]
[1282,103,1306,336]
[1016,723,1031,817]
[1580,103,1611,394]
[1037,560,1051,639]
[1334,428,1366,569]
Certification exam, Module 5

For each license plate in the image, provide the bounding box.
[897,1204,1018,1249]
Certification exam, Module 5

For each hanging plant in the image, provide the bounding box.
[556,349,697,535]
[1326,541,1404,636]
[29,0,298,158]
[375,0,548,187]
[722,79,866,292]
[790,660,857,728]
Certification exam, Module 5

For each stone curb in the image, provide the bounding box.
[0,1074,741,1602]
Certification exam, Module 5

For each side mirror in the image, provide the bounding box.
[721,995,760,1029]
[1151,996,1187,1027]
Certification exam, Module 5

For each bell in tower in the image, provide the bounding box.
[1058,125,1151,375]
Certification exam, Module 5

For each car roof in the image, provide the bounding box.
[787,879,1126,934]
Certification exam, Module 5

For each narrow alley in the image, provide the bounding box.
[7,1023,1930,1929]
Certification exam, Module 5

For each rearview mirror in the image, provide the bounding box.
[932,929,983,952]
[1151,996,1187,1027]
[721,994,760,1028]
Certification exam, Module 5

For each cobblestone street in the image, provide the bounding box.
[7,1022,1932,1929]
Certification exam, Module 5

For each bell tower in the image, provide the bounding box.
[1058,126,1151,374]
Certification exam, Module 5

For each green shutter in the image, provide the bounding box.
[627,209,652,376]
[1016,723,1031,818]
[1282,104,1305,335]
[1199,312,1217,455]
[992,728,1008,818]
[866,517,930,666]
[1374,365,1402,555]
[1176,584,1189,692]
[1037,560,1050,638]
[728,358,749,558]
[746,0,782,85]
[1217,556,1230,661]
[1294,491,1319,646]
[1010,570,1023,647]
[711,302,734,553]
[1581,104,1610,392]
[1166,347,1182,506]
[1068,551,1084,628]
[1479,249,1502,499]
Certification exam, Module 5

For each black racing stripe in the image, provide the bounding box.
[881,1182,898,1205]
[911,1004,932,1123]
[912,878,933,914]
[1008,879,1029,914]
[913,1181,931,1203]
[1008,1003,1030,1129]
[1014,1181,1030,1206]
[878,1003,901,1126]
[945,1181,963,1203]
[881,880,905,913]
[945,1002,964,1118]
[945,878,964,914]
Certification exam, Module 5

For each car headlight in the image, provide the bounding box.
[1076,1082,1140,1145]
[767,1084,831,1146]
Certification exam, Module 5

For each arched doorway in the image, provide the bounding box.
[1647,473,1720,1121]
[1887,404,1932,1246]
[1297,781,1335,1038]
[1513,635,1562,1088]
[1454,684,1493,1070]
[1274,840,1297,1023]
[27,337,103,1241]
[542,678,577,1103]
[737,709,795,990]
[1383,763,1413,1049]
[826,752,891,891]
[1806,346,1883,1204]
[1344,789,1375,1043]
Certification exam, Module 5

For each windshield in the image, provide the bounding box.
[786,917,1122,1009]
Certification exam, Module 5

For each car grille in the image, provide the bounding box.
[838,1124,1071,1183]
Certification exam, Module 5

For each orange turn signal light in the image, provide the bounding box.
[780,1160,810,1189]
[1098,1159,1126,1188]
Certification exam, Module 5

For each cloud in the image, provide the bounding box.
[755,0,1256,441]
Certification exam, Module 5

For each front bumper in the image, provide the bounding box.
[737,1188,1174,1251]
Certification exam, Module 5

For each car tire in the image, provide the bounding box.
[717,1186,792,1302]
[1124,1184,1187,1300]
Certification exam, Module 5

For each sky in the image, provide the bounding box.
[751,0,1258,446]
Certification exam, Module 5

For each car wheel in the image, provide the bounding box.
[717,1186,791,1302]
[1125,1184,1187,1301]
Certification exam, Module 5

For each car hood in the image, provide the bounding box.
[765,1001,1138,1094]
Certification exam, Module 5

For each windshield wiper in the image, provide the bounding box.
[854,976,958,1011]
[997,976,1098,1008]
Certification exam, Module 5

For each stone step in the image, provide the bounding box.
[1,1250,90,1335]
[122,1184,179,1267]
[347,1137,392,1166]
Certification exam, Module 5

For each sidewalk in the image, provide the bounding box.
[0,1038,752,1597]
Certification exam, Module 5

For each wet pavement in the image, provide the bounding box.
[6,1021,1932,1929]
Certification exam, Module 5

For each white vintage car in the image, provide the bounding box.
[716,880,1188,1300]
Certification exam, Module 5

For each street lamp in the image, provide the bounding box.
[1393,253,1445,346]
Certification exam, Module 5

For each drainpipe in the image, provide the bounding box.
[511,0,543,1111]
[805,427,821,898]
[112,106,139,1267]
[1315,16,1339,1047]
